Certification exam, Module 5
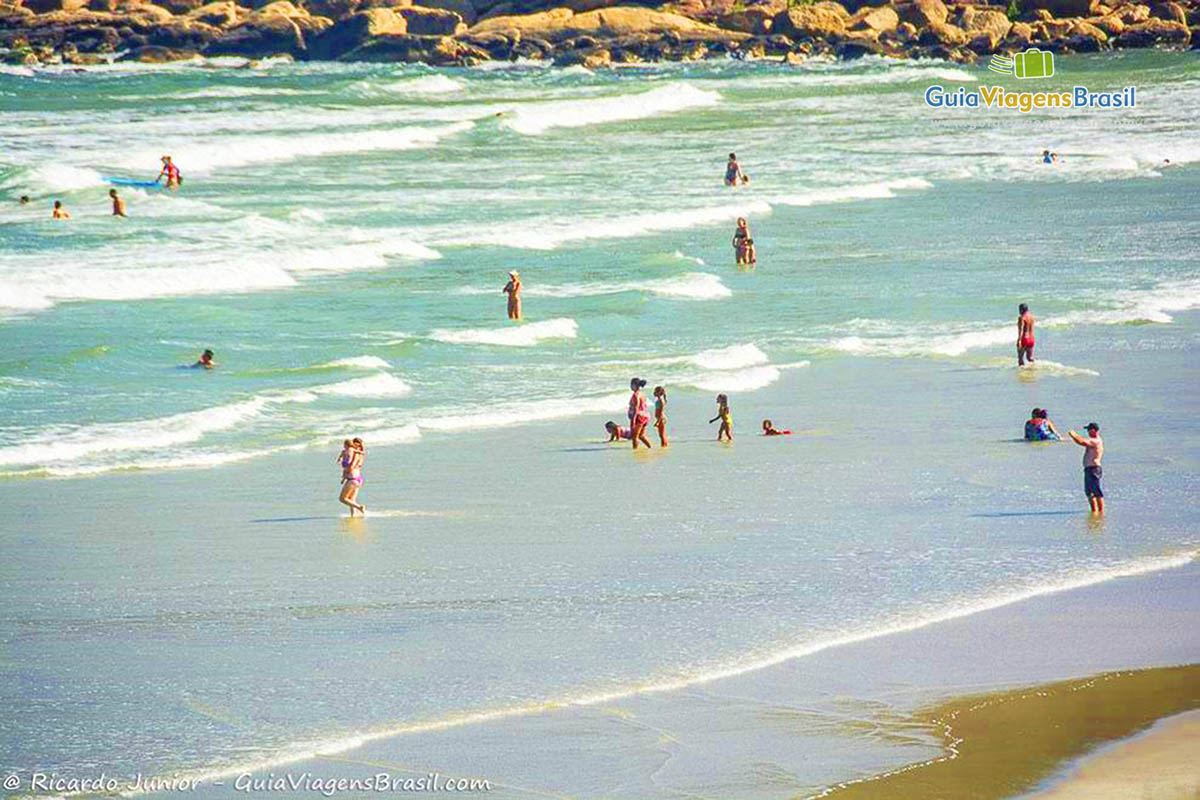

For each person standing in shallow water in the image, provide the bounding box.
[653,386,668,447]
[627,378,652,450]
[503,271,522,320]
[1017,303,1035,366]
[1068,423,1104,515]
[733,217,756,266]
[339,437,366,517]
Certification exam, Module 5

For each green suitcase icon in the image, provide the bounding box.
[1014,48,1054,79]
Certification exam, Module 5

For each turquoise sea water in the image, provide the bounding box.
[2,52,1199,796]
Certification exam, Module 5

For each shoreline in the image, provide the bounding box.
[814,665,1200,800]
[112,550,1200,798]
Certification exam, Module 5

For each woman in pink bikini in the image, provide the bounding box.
[338,437,366,516]
[627,378,653,450]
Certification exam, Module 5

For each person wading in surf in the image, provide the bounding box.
[1017,303,1036,366]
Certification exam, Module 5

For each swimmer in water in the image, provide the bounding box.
[605,421,632,442]
[1024,408,1062,441]
[52,200,70,219]
[762,419,791,436]
[19,195,30,205]
[1017,303,1035,366]
[724,152,746,186]
[193,349,215,369]
[709,394,732,442]
[109,189,127,217]
[157,155,181,190]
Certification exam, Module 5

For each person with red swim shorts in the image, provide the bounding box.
[1017,302,1036,366]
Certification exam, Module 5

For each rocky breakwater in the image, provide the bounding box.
[1,0,1197,66]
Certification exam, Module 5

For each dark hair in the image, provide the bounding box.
[717,394,728,403]
[762,419,772,428]
[654,385,665,397]
[53,200,62,208]
[630,378,647,389]
[1035,409,1047,419]
[1019,303,1028,314]
[203,349,213,357]
[605,421,617,430]
[109,189,117,196]
[729,152,736,159]
[19,195,30,203]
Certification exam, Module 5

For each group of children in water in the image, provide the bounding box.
[605,379,791,448]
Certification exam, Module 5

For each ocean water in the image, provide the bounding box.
[1,52,1199,796]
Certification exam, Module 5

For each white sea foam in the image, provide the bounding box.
[458,272,730,301]
[450,201,773,250]
[313,373,412,398]
[104,121,473,174]
[0,260,297,312]
[773,177,933,207]
[288,208,326,223]
[671,250,706,266]
[315,356,393,371]
[688,343,769,371]
[0,397,270,468]
[360,423,421,446]
[113,550,1197,797]
[500,83,720,135]
[419,392,627,433]
[350,74,465,98]
[430,318,579,347]
[685,365,782,392]
[0,163,106,194]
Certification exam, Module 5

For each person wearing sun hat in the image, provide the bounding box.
[1068,422,1105,515]
[503,270,522,320]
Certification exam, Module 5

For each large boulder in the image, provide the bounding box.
[23,0,88,11]
[204,13,305,54]
[848,3,898,32]
[308,5,404,57]
[147,18,222,47]
[413,0,475,24]
[895,0,947,27]
[302,0,360,16]
[1114,15,1188,43]
[1148,0,1185,23]
[959,5,1011,42]
[1090,12,1123,33]
[118,42,196,58]
[1070,17,1108,40]
[918,18,968,43]
[1020,0,1093,16]
[772,3,846,37]
[340,31,487,61]
[396,4,463,33]
[186,0,241,26]
[470,6,730,42]
[252,0,306,15]
[717,6,773,33]
[1108,3,1150,23]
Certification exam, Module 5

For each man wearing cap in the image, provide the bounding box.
[1068,423,1104,514]
[503,271,522,320]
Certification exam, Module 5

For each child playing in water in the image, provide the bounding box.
[709,394,733,442]
[336,439,354,481]
[605,421,632,442]
[653,386,668,447]
[762,419,791,436]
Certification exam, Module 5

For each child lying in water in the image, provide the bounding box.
[605,421,632,442]
[762,419,792,436]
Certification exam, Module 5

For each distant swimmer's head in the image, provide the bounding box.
[19,195,30,205]
[716,393,728,405]
[605,421,618,433]
[109,189,118,198]
[1019,303,1028,314]
[729,152,737,160]
[352,436,365,451]
[54,200,62,209]
[762,419,773,431]
[1030,407,1042,418]
[343,439,352,448]
[1043,150,1050,156]
[630,378,647,391]
[508,270,519,279]
[737,217,748,227]
[1085,422,1099,434]
[654,385,666,398]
